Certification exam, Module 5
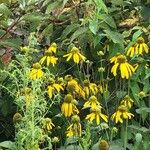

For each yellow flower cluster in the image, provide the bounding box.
[111,95,134,123]
[110,37,149,79]
[39,43,58,66]
[29,44,86,80]
[127,37,149,57]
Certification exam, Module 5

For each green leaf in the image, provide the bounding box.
[0,141,14,149]
[104,30,124,44]
[136,107,150,114]
[89,19,98,35]
[132,30,142,41]
[45,1,61,14]
[70,27,88,42]
[91,142,99,150]
[101,14,116,28]
[23,13,43,22]
[66,137,78,146]
[0,3,12,18]
[0,38,21,49]
[61,24,80,39]
[135,133,142,143]
[94,0,108,13]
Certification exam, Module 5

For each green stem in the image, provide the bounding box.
[124,119,128,150]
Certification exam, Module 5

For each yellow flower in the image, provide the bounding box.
[110,54,135,79]
[66,115,82,137]
[84,95,101,109]
[29,63,44,80]
[111,105,134,123]
[39,48,58,67]
[127,37,149,57]
[61,94,79,117]
[63,47,86,64]
[47,42,57,54]
[120,95,134,109]
[65,75,85,98]
[41,118,55,131]
[47,78,64,98]
[85,107,108,125]
[83,80,98,97]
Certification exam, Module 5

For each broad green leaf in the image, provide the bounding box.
[128,125,149,133]
[89,19,98,35]
[0,141,14,149]
[70,27,88,42]
[45,1,61,14]
[66,137,78,146]
[104,30,124,44]
[94,0,108,13]
[136,107,150,114]
[132,30,142,41]
[0,3,12,17]
[135,133,142,143]
[99,14,116,29]
[23,13,43,22]
[0,39,21,49]
[61,24,80,39]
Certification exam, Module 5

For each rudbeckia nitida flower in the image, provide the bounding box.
[63,47,86,64]
[120,95,134,109]
[41,118,55,131]
[85,107,108,125]
[127,37,149,57]
[66,115,82,137]
[47,78,64,98]
[61,94,79,117]
[83,80,98,97]
[110,54,135,79]
[111,105,134,123]
[29,63,44,80]
[84,95,101,109]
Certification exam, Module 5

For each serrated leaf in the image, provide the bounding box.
[70,27,88,42]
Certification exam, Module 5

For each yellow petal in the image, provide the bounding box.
[100,113,108,122]
[111,63,119,76]
[96,114,100,125]
[73,53,80,64]
[39,56,46,65]
[143,43,149,53]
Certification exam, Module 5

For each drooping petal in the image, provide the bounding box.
[73,53,80,63]
[111,63,119,76]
